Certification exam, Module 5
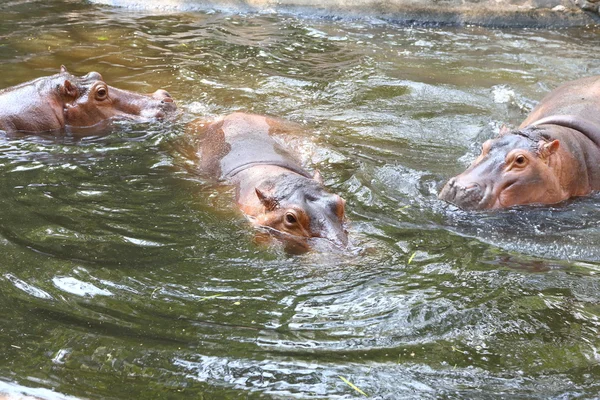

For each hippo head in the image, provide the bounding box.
[252,172,348,248]
[58,66,176,128]
[439,127,564,210]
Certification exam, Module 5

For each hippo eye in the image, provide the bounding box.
[284,212,298,226]
[95,86,108,100]
[515,155,526,166]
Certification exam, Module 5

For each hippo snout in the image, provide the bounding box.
[145,89,176,118]
[439,177,486,210]
[315,217,348,248]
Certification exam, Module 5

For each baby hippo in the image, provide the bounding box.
[185,113,348,252]
[439,75,600,210]
[0,65,176,134]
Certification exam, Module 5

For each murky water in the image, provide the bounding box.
[1,0,600,398]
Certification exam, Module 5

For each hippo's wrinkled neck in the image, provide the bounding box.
[226,160,312,181]
[529,115,600,148]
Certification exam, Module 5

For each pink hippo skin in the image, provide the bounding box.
[0,66,176,135]
[439,75,600,210]
[184,113,348,252]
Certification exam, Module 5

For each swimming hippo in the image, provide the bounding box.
[184,112,348,251]
[439,75,600,210]
[0,65,176,134]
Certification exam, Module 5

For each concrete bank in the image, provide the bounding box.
[90,0,600,27]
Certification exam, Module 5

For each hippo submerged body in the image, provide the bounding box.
[439,75,600,210]
[0,66,176,135]
[185,113,348,251]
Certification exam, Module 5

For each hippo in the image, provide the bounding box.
[439,75,600,210]
[0,65,176,135]
[184,112,348,251]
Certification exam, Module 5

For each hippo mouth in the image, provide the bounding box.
[63,105,174,132]
[138,101,177,120]
[312,224,349,248]
[133,90,177,120]
[253,221,347,251]
[254,224,310,253]
[439,178,517,211]
[439,178,485,210]
[439,179,486,210]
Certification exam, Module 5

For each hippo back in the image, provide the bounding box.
[521,76,600,127]
[192,113,311,181]
[0,73,72,133]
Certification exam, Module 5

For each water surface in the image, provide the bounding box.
[1,1,600,398]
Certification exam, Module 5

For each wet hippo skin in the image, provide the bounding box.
[439,75,600,210]
[0,65,176,135]
[185,112,348,251]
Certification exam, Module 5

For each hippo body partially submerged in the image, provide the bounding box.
[0,66,175,135]
[185,112,348,251]
[439,75,600,210]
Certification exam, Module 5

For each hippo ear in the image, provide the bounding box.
[60,65,68,74]
[312,169,323,184]
[62,80,78,98]
[255,188,278,211]
[499,124,512,136]
[538,140,560,159]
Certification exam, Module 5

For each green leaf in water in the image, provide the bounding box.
[151,287,161,298]
[97,36,109,41]
[199,294,222,302]
[408,252,417,264]
[339,376,368,397]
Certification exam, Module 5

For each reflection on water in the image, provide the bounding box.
[1,0,600,398]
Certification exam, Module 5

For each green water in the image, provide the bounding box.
[1,0,600,398]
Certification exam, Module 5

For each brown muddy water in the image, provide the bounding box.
[1,0,600,398]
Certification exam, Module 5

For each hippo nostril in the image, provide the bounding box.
[452,179,478,192]
[161,97,173,103]
[440,177,487,209]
